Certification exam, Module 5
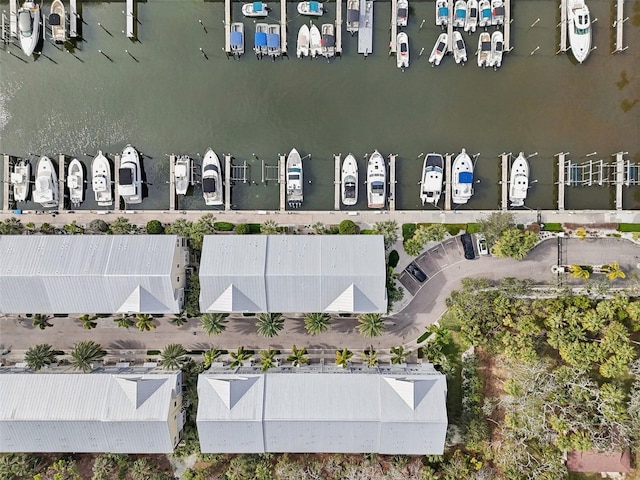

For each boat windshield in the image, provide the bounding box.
[456,39,464,49]
[18,11,32,36]
[119,168,133,185]
[372,181,384,193]
[400,43,407,53]
[437,41,446,52]
[470,8,477,16]
[482,41,491,51]
[204,164,219,173]
[289,174,300,180]
[203,178,217,193]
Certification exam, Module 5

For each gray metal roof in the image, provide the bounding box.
[0,372,182,453]
[199,235,387,313]
[0,235,182,314]
[196,365,447,454]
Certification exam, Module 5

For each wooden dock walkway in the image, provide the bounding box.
[69,0,78,38]
[9,0,17,39]
[3,155,11,211]
[126,0,135,38]
[279,154,286,211]
[615,152,625,210]
[504,0,511,51]
[224,0,231,54]
[389,154,397,211]
[334,154,341,210]
[169,155,176,211]
[501,154,509,210]
[390,0,397,53]
[444,154,452,211]
[335,0,343,55]
[357,0,374,55]
[58,155,66,211]
[558,0,567,54]
[613,0,627,53]
[556,152,566,211]
[225,154,232,211]
[114,154,121,211]
[280,0,287,55]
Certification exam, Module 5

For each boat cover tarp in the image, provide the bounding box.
[203,178,217,193]
[459,172,473,184]
[496,41,503,52]
[255,31,267,46]
[481,8,491,17]
[49,13,61,26]
[438,7,448,16]
[309,1,320,12]
[267,33,279,48]
[253,2,263,12]
[481,41,491,51]
[456,39,465,49]
[456,8,466,18]
[347,9,359,21]
[18,12,32,34]
[230,31,243,46]
[322,34,335,47]
[470,7,477,16]
[493,6,504,16]
[398,7,408,17]
[119,168,133,185]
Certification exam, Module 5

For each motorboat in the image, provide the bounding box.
[309,24,322,58]
[174,155,191,196]
[254,23,268,58]
[321,23,335,59]
[286,148,303,208]
[230,22,244,58]
[489,30,504,68]
[341,154,358,206]
[49,0,65,44]
[509,152,529,207]
[67,158,84,206]
[397,0,408,27]
[567,0,591,63]
[477,31,491,67]
[464,0,478,33]
[92,151,112,206]
[453,0,466,28]
[17,1,41,57]
[297,24,310,58]
[202,148,223,206]
[452,30,467,64]
[346,0,360,34]
[367,150,386,209]
[478,0,491,27]
[429,33,448,66]
[118,145,142,205]
[10,159,30,202]
[420,153,444,206]
[451,148,474,205]
[267,24,281,59]
[33,156,58,208]
[242,1,268,17]
[298,1,323,16]
[436,0,449,27]
[491,0,504,26]
[397,32,409,68]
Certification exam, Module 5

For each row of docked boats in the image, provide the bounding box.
[17,0,68,57]
[436,0,504,31]
[296,23,335,59]
[241,1,324,18]
[428,29,503,68]
[253,23,281,59]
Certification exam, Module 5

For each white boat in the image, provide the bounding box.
[451,148,474,205]
[49,0,65,44]
[489,30,504,68]
[92,151,112,207]
[33,156,59,208]
[254,23,268,58]
[242,1,268,17]
[420,153,444,206]
[491,0,504,26]
[478,0,491,27]
[452,30,467,64]
[341,154,358,206]
[321,23,335,58]
[464,0,478,33]
[429,33,448,66]
[567,0,591,63]
[297,24,310,58]
[367,150,386,209]
[397,0,408,27]
[118,145,142,205]
[509,152,529,207]
[309,24,322,58]
[346,0,360,34]
[453,0,466,28]
[174,155,191,196]
[67,158,83,206]
[477,31,491,67]
[396,32,409,68]
[436,0,449,27]
[202,148,223,206]
[17,1,41,57]
[267,24,281,59]
[297,1,323,16]
[230,22,244,58]
[286,148,303,208]
[10,159,30,202]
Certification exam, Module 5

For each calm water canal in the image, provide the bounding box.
[0,0,639,211]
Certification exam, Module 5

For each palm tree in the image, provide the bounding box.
[390,346,410,365]
[602,262,626,281]
[78,314,97,330]
[32,314,53,330]
[287,345,310,367]
[130,458,153,480]
[114,315,135,329]
[312,222,326,234]
[170,313,188,327]
[362,346,378,367]
[24,344,57,371]
[71,340,106,373]
[202,348,223,369]
[357,313,385,338]
[304,313,330,335]
[256,313,285,338]
[569,264,591,280]
[335,348,353,368]
[160,343,187,370]
[260,220,279,235]
[260,349,279,372]
[200,313,229,336]
[229,346,253,368]
[135,314,156,332]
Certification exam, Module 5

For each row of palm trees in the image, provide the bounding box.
[569,262,626,281]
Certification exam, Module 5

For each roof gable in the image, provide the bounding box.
[114,376,169,409]
[383,377,437,410]
[206,284,261,313]
[207,376,260,409]
[117,285,172,313]
[325,283,379,312]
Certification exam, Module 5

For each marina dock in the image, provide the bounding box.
[504,0,511,51]
[389,154,397,211]
[126,0,135,39]
[613,0,627,53]
[114,154,121,211]
[389,0,397,53]
[444,154,452,211]
[557,152,566,211]
[334,154,341,210]
[446,0,453,51]
[69,0,78,38]
[335,0,342,55]
[3,155,10,211]
[58,155,65,211]
[280,0,287,56]
[279,154,286,211]
[615,152,624,210]
[358,0,374,55]
[501,154,509,210]
[558,0,568,54]
[169,155,176,211]
[225,154,232,211]
[9,0,17,39]
[224,0,231,54]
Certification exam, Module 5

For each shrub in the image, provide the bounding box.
[338,219,358,235]
[235,223,250,234]
[618,223,640,232]
[526,223,541,234]
[542,223,564,232]
[248,223,262,234]
[146,220,164,234]
[213,222,234,231]
[402,223,416,241]
[88,219,109,233]
[147,350,161,356]
[360,229,375,234]
[445,224,466,236]
[388,250,399,268]
[465,223,481,234]
[329,225,340,234]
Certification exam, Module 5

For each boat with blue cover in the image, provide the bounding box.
[254,23,268,58]
[436,0,449,27]
[267,24,281,59]
[242,1,269,17]
[478,0,491,27]
[298,1,323,16]
[453,0,466,28]
[230,23,244,58]
[452,148,474,205]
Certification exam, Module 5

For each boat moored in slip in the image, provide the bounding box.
[436,0,449,27]
[118,145,143,205]
[17,1,41,57]
[478,0,492,27]
[33,156,59,208]
[420,153,444,206]
[453,0,467,28]
[298,1,323,16]
[341,154,358,206]
[477,31,491,67]
[397,0,408,27]
[491,0,504,26]
[451,148,474,205]
[346,0,360,34]
[267,24,281,59]
[67,158,84,206]
[202,148,224,206]
[452,31,467,64]
[429,33,448,66]
[49,0,66,44]
[242,1,269,17]
[10,159,31,202]
[464,0,478,33]
[286,148,303,208]
[309,23,322,58]
[174,155,191,196]
[321,23,335,59]
[367,150,386,209]
[230,22,245,58]
[567,0,592,63]
[489,30,504,69]
[396,32,409,68]
[297,24,310,58]
[254,23,268,58]
[509,152,529,207]
[92,151,112,207]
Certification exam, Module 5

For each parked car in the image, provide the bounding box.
[460,233,476,260]
[476,234,489,255]
[406,262,427,282]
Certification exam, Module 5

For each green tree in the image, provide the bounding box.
[130,458,153,480]
[78,314,97,330]
[260,348,279,372]
[362,346,378,367]
[287,345,310,367]
[312,221,327,234]
[570,264,591,280]
[0,217,23,234]
[373,220,399,250]
[303,312,330,335]
[40,222,55,234]
[109,216,136,235]
[202,348,223,369]
[357,313,385,337]
[229,346,253,368]
[114,315,135,328]
[403,236,424,256]
[492,228,538,260]
[338,219,358,235]
[166,218,194,241]
[64,220,84,234]
[146,219,165,234]
[190,213,218,250]
[71,340,106,372]
[200,313,229,335]
[335,348,353,368]
[235,223,250,234]
[160,343,187,370]
[602,262,626,281]
[32,314,53,330]
[170,313,188,327]
[135,314,157,332]
[24,343,57,371]
[88,219,109,233]
[256,313,285,338]
[260,220,279,235]
[477,212,515,246]
[390,346,410,365]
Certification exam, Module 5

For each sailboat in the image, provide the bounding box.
[49,0,66,44]
[341,154,358,206]
[420,153,444,206]
[202,148,223,206]
[10,159,31,202]
[33,156,59,208]
[92,151,112,206]
[286,148,303,208]
[17,1,41,57]
[67,158,84,205]
[174,155,191,196]
[567,0,592,63]
[118,145,142,205]
[367,150,386,209]
[451,148,474,205]
[509,152,529,207]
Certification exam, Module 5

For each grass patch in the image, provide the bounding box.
[466,223,481,234]
[542,222,564,232]
[402,223,416,241]
[416,330,431,344]
[618,223,640,232]
[360,229,375,235]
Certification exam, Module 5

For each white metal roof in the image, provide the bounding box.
[0,235,181,314]
[0,373,182,453]
[199,235,387,313]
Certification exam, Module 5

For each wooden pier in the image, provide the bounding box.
[3,154,11,211]
[279,154,286,211]
[126,0,135,39]
[9,0,17,39]
[389,0,397,53]
[389,154,397,211]
[556,152,566,211]
[225,154,232,211]
[504,0,511,51]
[169,155,176,211]
[335,0,342,55]
[224,0,231,54]
[334,154,341,210]
[444,154,452,211]
[58,155,66,211]
[613,0,627,54]
[558,0,568,54]
[357,0,374,55]
[114,154,121,211]
[69,0,78,38]
[501,153,509,210]
[280,0,287,55]
[615,152,625,210]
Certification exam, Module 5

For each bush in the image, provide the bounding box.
[329,226,340,234]
[542,223,564,232]
[618,223,640,232]
[338,219,358,235]
[235,223,250,234]
[445,224,466,236]
[146,220,165,234]
[388,250,400,268]
[466,223,481,234]
[88,219,109,233]
[248,223,262,234]
[402,223,417,241]
[147,350,161,356]
[360,229,375,234]
[214,222,234,231]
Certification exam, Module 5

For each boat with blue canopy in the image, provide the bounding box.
[478,0,491,27]
[436,0,449,26]
[298,1,323,16]
[267,24,281,58]
[254,23,268,57]
[453,0,466,28]
[242,1,269,17]
[230,23,244,58]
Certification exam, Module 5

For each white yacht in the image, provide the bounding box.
[174,155,191,196]
[254,23,268,58]
[453,0,467,28]
[509,152,529,207]
[451,149,474,205]
[491,0,504,25]
[478,0,491,27]
[477,31,491,67]
[242,1,269,17]
[33,156,59,208]
[202,148,223,206]
[429,33,448,66]
[436,0,449,27]
[489,30,504,68]
[286,148,303,208]
[420,153,444,206]
[567,0,591,63]
[346,0,360,33]
[230,22,245,58]
[367,150,386,209]
[67,158,84,206]
[49,0,66,44]
[10,159,30,202]
[92,151,112,207]
[118,145,142,205]
[464,0,478,33]
[297,24,310,58]
[309,23,322,58]
[341,154,358,206]
[397,0,408,27]
[267,24,281,59]
[17,1,41,57]
[297,1,323,16]
[452,30,467,64]
[397,32,409,68]
[321,23,335,59]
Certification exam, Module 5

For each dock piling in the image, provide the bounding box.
[334,154,341,210]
